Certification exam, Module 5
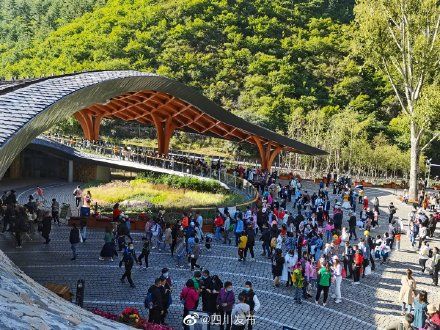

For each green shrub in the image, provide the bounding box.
[134,172,226,194]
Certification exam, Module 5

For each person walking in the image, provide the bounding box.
[348,211,357,241]
[419,241,431,273]
[100,225,116,261]
[244,281,260,330]
[398,269,416,314]
[315,262,332,306]
[51,198,60,226]
[14,206,27,249]
[119,243,136,288]
[231,292,250,330]
[238,232,247,262]
[69,223,81,260]
[217,281,235,330]
[137,238,151,268]
[180,279,199,330]
[41,211,52,244]
[388,202,396,224]
[73,185,82,208]
[190,238,202,271]
[244,225,255,261]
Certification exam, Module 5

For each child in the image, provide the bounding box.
[394,229,402,251]
[292,263,304,304]
[205,233,213,252]
[137,239,150,269]
[238,232,248,261]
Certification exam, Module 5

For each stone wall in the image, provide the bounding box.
[0,250,129,329]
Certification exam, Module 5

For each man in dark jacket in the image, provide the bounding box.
[41,211,52,244]
[260,224,270,257]
[119,243,136,288]
[333,211,343,231]
[69,223,81,260]
[244,225,255,261]
[147,277,165,324]
[201,269,214,312]
[348,212,357,241]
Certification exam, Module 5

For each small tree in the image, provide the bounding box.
[354,0,440,200]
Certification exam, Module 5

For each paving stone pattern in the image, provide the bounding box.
[0,181,439,330]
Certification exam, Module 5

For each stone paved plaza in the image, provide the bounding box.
[0,180,439,330]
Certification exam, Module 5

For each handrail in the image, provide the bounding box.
[41,135,259,211]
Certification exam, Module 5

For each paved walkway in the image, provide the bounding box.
[0,180,438,330]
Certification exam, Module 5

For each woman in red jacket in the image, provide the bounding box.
[353,249,364,284]
[180,279,200,329]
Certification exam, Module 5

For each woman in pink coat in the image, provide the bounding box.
[180,279,199,329]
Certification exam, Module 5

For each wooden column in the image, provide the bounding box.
[74,110,103,141]
[252,136,283,170]
[151,113,176,155]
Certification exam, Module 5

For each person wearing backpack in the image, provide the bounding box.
[146,277,165,324]
[180,279,199,330]
[292,264,305,304]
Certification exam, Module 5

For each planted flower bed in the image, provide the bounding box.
[92,308,173,330]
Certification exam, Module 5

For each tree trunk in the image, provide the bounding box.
[409,121,420,201]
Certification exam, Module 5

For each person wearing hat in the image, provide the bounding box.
[425,304,440,328]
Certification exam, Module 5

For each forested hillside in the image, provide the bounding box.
[0,0,437,178]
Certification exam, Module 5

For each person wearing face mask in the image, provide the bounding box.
[243,281,260,330]
[161,268,172,322]
[217,281,235,330]
[119,243,136,288]
[200,269,214,312]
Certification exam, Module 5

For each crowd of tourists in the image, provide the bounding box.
[102,170,439,329]
[1,169,439,329]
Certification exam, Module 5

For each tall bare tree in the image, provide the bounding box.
[355,0,440,199]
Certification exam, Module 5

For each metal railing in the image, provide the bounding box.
[42,135,259,211]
